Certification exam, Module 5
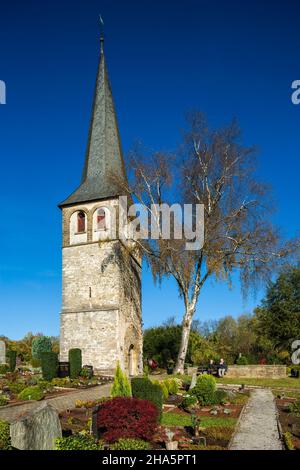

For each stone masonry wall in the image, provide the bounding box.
[60,198,143,375]
[226,365,287,379]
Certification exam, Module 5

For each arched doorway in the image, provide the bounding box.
[128,344,138,376]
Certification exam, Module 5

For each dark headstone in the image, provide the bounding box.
[58,361,70,378]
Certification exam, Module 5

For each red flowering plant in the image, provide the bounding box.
[97,397,159,443]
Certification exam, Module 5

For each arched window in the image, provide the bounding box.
[97,208,106,230]
[77,211,86,233]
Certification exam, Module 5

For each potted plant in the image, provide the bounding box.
[167,360,175,375]
[164,428,178,450]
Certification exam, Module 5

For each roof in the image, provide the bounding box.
[59,42,128,208]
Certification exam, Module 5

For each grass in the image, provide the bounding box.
[273,390,300,400]
[216,376,300,389]
[161,412,237,428]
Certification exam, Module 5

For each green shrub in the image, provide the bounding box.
[288,401,300,414]
[180,394,198,410]
[131,377,163,421]
[69,349,82,379]
[191,374,216,405]
[110,362,131,397]
[55,433,103,450]
[212,389,228,405]
[18,386,44,401]
[0,420,11,450]
[0,364,9,375]
[32,336,52,361]
[6,350,17,372]
[236,356,248,365]
[110,438,151,450]
[164,379,179,395]
[41,351,58,381]
[151,379,168,401]
[0,395,9,406]
[7,382,27,394]
[283,431,295,450]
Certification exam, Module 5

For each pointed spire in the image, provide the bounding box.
[59,36,127,208]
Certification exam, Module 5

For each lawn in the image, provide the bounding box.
[161,412,237,428]
[216,376,300,389]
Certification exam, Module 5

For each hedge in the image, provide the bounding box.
[131,377,163,422]
[6,350,17,372]
[69,349,82,379]
[40,351,58,381]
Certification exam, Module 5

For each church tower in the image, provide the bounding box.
[58,37,143,375]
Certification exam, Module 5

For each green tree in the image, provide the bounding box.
[143,324,197,367]
[31,336,52,361]
[255,267,300,350]
[111,362,132,397]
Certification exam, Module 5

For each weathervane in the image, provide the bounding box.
[99,14,104,51]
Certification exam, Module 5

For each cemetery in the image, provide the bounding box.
[0,338,299,451]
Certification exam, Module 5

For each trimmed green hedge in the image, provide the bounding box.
[41,351,58,381]
[69,349,82,379]
[6,350,17,372]
[131,377,163,422]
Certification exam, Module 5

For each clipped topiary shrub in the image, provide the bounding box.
[131,377,163,421]
[40,351,59,381]
[6,350,17,372]
[18,386,44,401]
[97,397,158,443]
[110,438,151,450]
[31,336,52,362]
[68,349,82,379]
[55,433,103,450]
[191,374,216,405]
[0,420,11,450]
[110,362,131,397]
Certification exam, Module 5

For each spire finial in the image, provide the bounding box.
[99,14,104,53]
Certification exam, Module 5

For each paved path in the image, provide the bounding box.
[0,384,111,423]
[230,388,283,450]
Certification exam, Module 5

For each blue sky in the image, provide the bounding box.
[0,0,299,339]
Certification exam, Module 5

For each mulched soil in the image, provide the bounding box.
[276,398,300,450]
[59,408,92,435]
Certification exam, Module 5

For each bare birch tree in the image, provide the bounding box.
[115,112,299,374]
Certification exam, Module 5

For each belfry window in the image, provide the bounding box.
[97,208,106,230]
[77,211,86,233]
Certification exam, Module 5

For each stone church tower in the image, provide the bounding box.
[58,38,143,376]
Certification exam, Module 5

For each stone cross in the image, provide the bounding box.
[0,340,6,364]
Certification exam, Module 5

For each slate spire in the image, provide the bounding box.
[59,38,127,207]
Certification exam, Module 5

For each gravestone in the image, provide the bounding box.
[10,402,62,450]
[189,372,197,390]
[0,340,6,364]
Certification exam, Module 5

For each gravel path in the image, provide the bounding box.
[230,388,283,450]
[0,384,111,423]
